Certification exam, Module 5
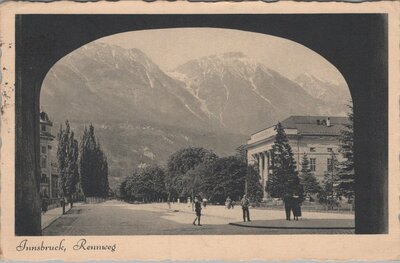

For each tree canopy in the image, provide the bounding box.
[337,104,355,200]
[266,122,302,198]
[201,156,247,203]
[318,152,340,209]
[79,124,109,197]
[166,147,218,198]
[121,164,167,202]
[246,164,264,202]
[299,153,321,199]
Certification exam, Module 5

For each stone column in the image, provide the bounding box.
[257,154,264,195]
[264,151,270,199]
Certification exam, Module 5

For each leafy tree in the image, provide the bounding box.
[235,144,248,163]
[166,147,218,198]
[202,156,247,203]
[79,124,109,197]
[266,122,302,198]
[337,104,355,200]
[57,120,79,206]
[181,164,207,198]
[121,164,167,202]
[299,153,321,200]
[116,180,127,200]
[246,164,264,202]
[318,152,340,209]
[140,165,167,201]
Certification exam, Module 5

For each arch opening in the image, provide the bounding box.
[39,27,354,234]
[14,14,387,236]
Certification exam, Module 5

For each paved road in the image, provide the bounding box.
[43,200,354,235]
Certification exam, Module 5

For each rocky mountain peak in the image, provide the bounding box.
[41,43,350,187]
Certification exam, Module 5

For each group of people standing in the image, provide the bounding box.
[283,193,302,221]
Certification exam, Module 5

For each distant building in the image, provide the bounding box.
[245,115,348,199]
[39,111,59,199]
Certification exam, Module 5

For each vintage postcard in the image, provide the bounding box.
[0,1,399,261]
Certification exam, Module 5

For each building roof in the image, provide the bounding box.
[40,111,55,139]
[280,115,348,136]
[40,111,53,125]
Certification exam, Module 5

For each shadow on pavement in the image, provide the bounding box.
[230,218,354,229]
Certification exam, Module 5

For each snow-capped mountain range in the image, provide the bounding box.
[41,42,350,187]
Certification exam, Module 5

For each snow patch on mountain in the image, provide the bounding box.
[142,147,155,160]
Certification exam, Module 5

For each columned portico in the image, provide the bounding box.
[251,150,271,200]
[246,116,350,201]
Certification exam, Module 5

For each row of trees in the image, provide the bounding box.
[117,105,354,207]
[56,122,109,203]
[266,105,354,208]
[117,147,264,204]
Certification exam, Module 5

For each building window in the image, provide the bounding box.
[41,174,48,183]
[327,158,333,172]
[41,125,46,132]
[327,147,333,152]
[41,146,47,154]
[52,175,58,188]
[48,145,52,150]
[310,158,316,171]
[41,157,47,168]
[310,147,316,152]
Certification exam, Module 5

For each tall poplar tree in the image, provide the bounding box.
[80,124,109,198]
[266,122,302,198]
[57,120,79,206]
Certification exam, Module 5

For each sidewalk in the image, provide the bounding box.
[41,203,82,230]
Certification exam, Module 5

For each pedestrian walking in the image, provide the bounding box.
[60,196,66,214]
[202,197,207,208]
[241,195,251,222]
[292,194,302,221]
[226,196,232,209]
[192,196,202,226]
[283,193,293,221]
[167,196,171,209]
[41,194,49,215]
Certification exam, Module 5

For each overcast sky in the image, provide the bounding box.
[100,28,346,84]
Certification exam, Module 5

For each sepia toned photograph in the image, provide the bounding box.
[1,1,399,261]
[38,27,355,236]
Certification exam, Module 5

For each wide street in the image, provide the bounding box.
[43,200,355,235]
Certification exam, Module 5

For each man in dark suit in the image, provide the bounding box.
[283,193,293,221]
[241,195,251,222]
[192,196,202,226]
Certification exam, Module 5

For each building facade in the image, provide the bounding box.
[39,111,59,199]
[246,116,348,199]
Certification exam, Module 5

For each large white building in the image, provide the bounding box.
[245,115,348,199]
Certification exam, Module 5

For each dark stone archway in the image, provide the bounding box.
[15,14,387,235]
